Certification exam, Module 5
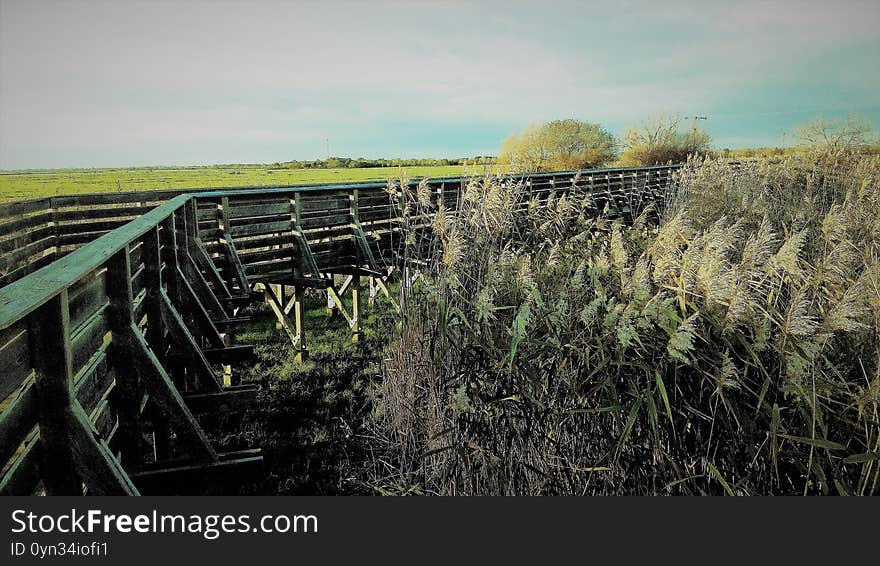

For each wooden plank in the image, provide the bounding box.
[0,235,56,273]
[0,211,53,240]
[0,380,37,469]
[0,323,32,401]
[73,350,113,416]
[0,253,57,288]
[0,198,51,220]
[55,219,132,236]
[0,225,55,256]
[183,386,258,414]
[131,449,262,495]
[227,201,292,219]
[52,205,154,222]
[0,433,42,495]
[298,213,351,229]
[68,271,108,331]
[49,191,178,208]
[194,238,233,299]
[70,305,109,377]
[231,219,292,238]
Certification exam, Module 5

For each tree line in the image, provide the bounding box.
[271,156,495,170]
[497,114,877,173]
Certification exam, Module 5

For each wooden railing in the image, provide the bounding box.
[0,164,679,495]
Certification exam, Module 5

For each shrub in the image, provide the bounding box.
[619,115,711,166]
[498,119,617,173]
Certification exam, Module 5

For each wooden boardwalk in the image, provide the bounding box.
[0,165,678,495]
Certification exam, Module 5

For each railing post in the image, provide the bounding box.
[106,244,144,467]
[141,226,164,352]
[29,291,80,495]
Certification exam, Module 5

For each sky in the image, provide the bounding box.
[1,0,878,169]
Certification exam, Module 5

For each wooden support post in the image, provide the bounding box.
[326,275,336,318]
[106,245,144,467]
[292,286,306,362]
[28,291,80,495]
[351,274,361,343]
[218,197,239,294]
[161,212,182,305]
[368,276,377,306]
[141,226,165,353]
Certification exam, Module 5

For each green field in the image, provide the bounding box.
[0,164,470,203]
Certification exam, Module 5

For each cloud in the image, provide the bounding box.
[1,0,878,168]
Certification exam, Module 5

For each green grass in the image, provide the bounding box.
[0,164,469,203]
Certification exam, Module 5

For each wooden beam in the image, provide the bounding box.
[194,237,233,300]
[351,275,361,343]
[67,400,140,495]
[127,321,218,462]
[131,449,262,495]
[200,345,256,364]
[182,252,228,323]
[326,285,353,326]
[159,290,224,392]
[263,285,305,361]
[183,386,258,414]
[176,265,226,349]
[223,234,250,292]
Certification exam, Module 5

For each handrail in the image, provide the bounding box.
[0,163,681,209]
[0,165,681,329]
[0,194,190,330]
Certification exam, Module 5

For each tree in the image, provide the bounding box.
[619,115,711,166]
[792,116,876,151]
[498,119,617,173]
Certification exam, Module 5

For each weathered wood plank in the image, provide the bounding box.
[0,323,32,401]
[230,219,292,238]
[183,386,258,414]
[131,449,262,495]
[228,201,292,219]
[0,379,37,470]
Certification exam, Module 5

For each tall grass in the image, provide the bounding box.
[371,149,880,495]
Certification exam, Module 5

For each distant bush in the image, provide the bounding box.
[619,115,711,166]
[498,119,617,173]
[280,156,493,170]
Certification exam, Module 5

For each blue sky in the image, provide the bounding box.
[1,0,878,169]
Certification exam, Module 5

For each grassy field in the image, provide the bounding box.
[0,164,469,202]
